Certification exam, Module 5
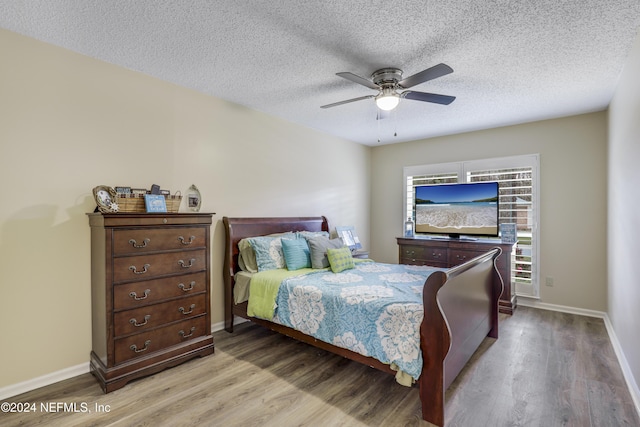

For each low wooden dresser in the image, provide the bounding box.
[397,237,516,314]
[88,213,214,392]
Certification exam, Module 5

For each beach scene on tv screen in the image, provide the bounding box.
[415,183,498,235]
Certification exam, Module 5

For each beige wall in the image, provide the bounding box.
[370,112,608,312]
[0,29,371,388]
[608,30,640,399]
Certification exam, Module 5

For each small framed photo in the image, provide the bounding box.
[187,184,201,212]
[160,189,170,196]
[131,188,148,195]
[500,223,517,244]
[144,194,167,213]
[336,226,362,251]
[92,185,119,213]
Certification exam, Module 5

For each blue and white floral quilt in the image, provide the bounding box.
[269,262,444,381]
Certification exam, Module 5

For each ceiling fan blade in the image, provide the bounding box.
[320,95,375,109]
[402,91,456,105]
[336,72,380,90]
[398,63,453,89]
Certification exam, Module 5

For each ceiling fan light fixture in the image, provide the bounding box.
[375,91,399,111]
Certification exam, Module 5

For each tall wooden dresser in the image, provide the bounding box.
[88,213,214,392]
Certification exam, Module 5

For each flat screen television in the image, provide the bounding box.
[413,181,499,239]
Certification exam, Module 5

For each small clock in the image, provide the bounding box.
[92,185,119,213]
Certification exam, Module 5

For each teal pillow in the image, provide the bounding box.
[327,246,355,273]
[281,238,311,270]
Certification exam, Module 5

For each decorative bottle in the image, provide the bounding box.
[404,217,414,237]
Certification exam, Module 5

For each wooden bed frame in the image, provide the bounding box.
[222,216,503,426]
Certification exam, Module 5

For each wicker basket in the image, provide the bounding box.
[116,193,182,213]
[165,194,182,213]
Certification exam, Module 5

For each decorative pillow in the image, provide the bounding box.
[247,233,295,272]
[238,238,259,272]
[327,246,355,273]
[297,230,330,240]
[307,236,345,269]
[281,238,312,270]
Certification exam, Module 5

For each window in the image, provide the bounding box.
[404,155,539,298]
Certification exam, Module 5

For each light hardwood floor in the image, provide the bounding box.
[2,307,638,426]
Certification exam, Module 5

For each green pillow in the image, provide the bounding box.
[326,246,355,273]
[238,238,258,272]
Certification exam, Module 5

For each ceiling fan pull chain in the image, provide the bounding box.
[377,118,380,144]
[393,109,398,138]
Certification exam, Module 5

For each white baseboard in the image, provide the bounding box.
[517,297,640,417]
[0,362,90,401]
[517,297,607,318]
[0,318,250,400]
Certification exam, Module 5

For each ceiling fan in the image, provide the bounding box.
[320,63,456,111]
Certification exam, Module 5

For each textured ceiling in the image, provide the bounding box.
[1,1,639,146]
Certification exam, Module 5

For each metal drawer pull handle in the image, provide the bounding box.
[178,236,196,245]
[178,304,196,315]
[179,327,196,339]
[130,340,151,353]
[129,238,150,248]
[178,281,195,292]
[129,315,151,327]
[178,259,196,268]
[457,255,467,260]
[129,264,150,274]
[432,252,441,258]
[129,289,151,300]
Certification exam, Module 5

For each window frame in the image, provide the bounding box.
[403,154,540,298]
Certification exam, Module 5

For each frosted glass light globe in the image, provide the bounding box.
[376,94,399,111]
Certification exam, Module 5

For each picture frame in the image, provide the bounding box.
[131,188,148,195]
[92,185,119,213]
[187,184,201,212]
[336,226,362,251]
[500,223,517,244]
[144,194,167,213]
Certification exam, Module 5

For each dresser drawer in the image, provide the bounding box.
[423,246,447,263]
[449,249,481,266]
[449,247,507,269]
[401,245,425,262]
[113,227,206,255]
[113,250,206,283]
[401,247,448,267]
[114,294,207,337]
[114,316,207,364]
[113,272,206,310]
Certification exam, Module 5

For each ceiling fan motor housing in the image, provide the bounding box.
[371,68,403,88]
